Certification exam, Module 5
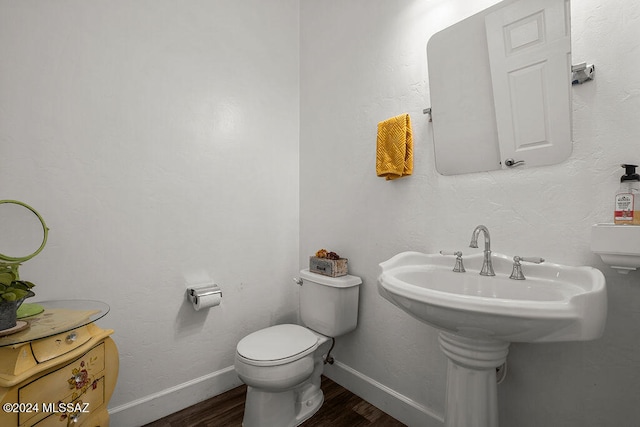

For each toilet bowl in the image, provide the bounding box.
[234,270,362,427]
[235,324,331,427]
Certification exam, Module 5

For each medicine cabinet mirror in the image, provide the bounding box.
[427,0,572,175]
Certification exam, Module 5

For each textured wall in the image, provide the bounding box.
[0,0,300,423]
[300,0,640,425]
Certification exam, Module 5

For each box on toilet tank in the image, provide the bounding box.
[309,256,348,277]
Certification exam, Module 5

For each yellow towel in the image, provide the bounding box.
[376,113,413,180]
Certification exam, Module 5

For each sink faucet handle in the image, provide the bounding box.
[515,256,545,264]
[510,256,545,280]
[439,250,466,273]
[440,250,462,257]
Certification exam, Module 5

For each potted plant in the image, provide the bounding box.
[0,263,36,330]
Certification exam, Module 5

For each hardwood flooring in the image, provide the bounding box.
[143,376,406,427]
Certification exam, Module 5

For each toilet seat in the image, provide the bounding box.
[236,324,319,367]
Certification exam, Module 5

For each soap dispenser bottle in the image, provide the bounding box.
[614,164,640,225]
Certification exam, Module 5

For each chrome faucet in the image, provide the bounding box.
[469,225,495,276]
[440,250,466,273]
[509,256,545,280]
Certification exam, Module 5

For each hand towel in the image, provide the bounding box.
[376,113,413,180]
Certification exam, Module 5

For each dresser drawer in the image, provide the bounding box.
[19,344,105,426]
[30,326,92,363]
[31,376,105,427]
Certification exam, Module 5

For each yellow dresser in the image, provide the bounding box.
[0,301,118,427]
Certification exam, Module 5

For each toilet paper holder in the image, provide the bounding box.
[186,284,222,305]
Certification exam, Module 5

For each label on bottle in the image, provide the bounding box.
[615,192,635,222]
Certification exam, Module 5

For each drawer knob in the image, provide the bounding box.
[66,333,77,344]
[70,413,80,423]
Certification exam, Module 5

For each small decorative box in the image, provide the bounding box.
[309,256,348,277]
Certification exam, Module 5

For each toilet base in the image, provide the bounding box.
[243,387,296,427]
[294,380,324,425]
[242,381,324,427]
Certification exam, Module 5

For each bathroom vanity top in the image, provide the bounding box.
[0,299,109,347]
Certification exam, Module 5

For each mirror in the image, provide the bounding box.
[0,200,48,262]
[427,0,572,175]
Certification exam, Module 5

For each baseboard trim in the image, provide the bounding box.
[108,360,443,427]
[108,365,243,427]
[323,360,444,427]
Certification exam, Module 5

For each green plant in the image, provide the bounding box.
[0,263,35,302]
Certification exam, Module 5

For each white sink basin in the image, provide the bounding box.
[378,251,607,342]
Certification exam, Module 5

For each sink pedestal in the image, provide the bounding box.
[438,332,510,427]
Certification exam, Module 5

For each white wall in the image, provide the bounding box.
[300,0,640,426]
[0,1,299,425]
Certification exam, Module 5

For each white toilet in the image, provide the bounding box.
[234,269,362,427]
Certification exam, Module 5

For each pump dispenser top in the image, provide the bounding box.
[620,164,640,182]
[615,164,640,225]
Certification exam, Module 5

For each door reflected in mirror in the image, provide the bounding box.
[427,0,572,175]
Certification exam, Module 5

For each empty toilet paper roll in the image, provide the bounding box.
[187,285,222,311]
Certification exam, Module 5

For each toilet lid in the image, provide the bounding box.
[237,324,318,364]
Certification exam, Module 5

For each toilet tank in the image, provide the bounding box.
[298,269,361,337]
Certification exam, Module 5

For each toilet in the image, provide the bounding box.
[234,269,362,427]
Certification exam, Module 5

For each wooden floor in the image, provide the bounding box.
[143,376,406,427]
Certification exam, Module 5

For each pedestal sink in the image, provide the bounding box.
[378,251,607,427]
